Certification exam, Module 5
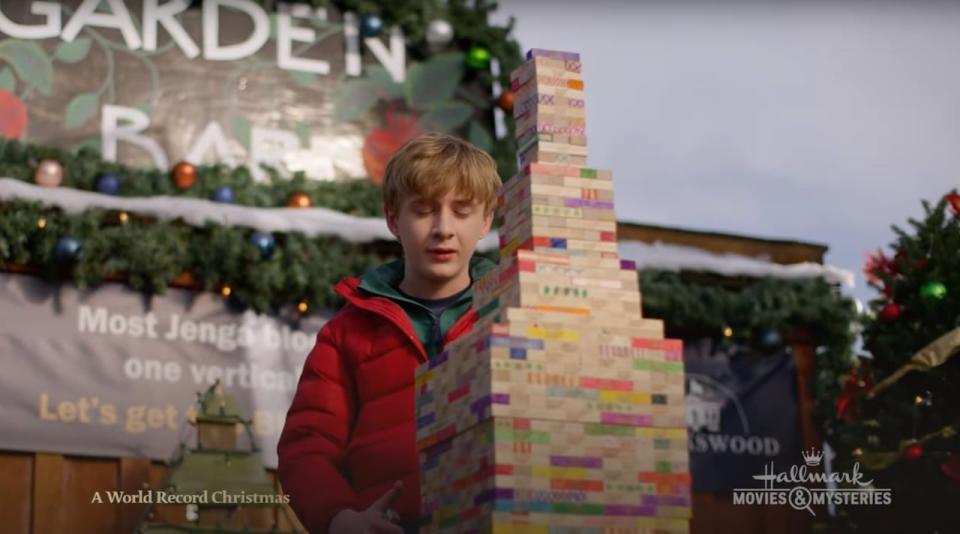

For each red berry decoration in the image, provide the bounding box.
[879,303,901,321]
[0,89,28,139]
[836,366,874,422]
[946,192,960,217]
[362,110,419,185]
[902,442,924,462]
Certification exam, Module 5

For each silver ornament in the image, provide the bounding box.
[426,19,454,48]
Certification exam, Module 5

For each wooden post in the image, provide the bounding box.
[0,452,32,534]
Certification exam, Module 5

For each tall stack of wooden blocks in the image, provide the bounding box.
[415,49,691,533]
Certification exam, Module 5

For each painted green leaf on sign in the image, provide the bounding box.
[0,67,14,92]
[405,52,464,112]
[417,102,473,133]
[366,64,403,101]
[0,39,53,95]
[75,135,102,152]
[133,101,152,116]
[333,79,378,123]
[291,70,318,87]
[269,14,278,39]
[64,92,98,129]
[54,37,91,64]
[232,115,251,149]
[467,120,494,152]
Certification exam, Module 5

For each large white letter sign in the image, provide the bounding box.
[101,105,169,169]
[203,0,269,61]
[276,3,329,74]
[186,122,236,166]
[143,0,199,58]
[62,0,142,49]
[364,26,405,83]
[0,2,61,39]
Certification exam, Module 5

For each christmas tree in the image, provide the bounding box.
[828,191,960,532]
[137,381,304,533]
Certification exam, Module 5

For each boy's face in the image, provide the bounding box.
[387,189,494,296]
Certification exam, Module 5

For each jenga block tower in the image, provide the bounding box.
[415,49,691,533]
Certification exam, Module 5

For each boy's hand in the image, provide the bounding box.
[329,481,405,534]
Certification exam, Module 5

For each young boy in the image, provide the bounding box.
[278,133,501,533]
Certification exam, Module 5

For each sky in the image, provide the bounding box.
[490,0,960,305]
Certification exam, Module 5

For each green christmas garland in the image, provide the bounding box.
[0,137,392,314]
[0,139,385,214]
[640,269,857,389]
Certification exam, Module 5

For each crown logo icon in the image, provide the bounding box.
[801,448,824,467]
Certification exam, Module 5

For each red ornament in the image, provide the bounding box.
[497,90,515,113]
[917,258,928,270]
[902,442,924,462]
[171,162,198,190]
[880,303,901,321]
[362,110,419,185]
[946,192,960,217]
[0,89,28,139]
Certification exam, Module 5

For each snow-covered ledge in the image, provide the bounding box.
[617,240,855,288]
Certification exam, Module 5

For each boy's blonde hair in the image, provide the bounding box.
[382,133,501,216]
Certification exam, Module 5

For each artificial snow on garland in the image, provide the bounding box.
[619,240,855,288]
[0,177,852,285]
[0,177,399,244]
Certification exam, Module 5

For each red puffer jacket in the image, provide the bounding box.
[277,276,480,533]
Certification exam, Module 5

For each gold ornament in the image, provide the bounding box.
[118,212,129,224]
[297,301,308,313]
[36,217,46,229]
[34,159,64,187]
[220,285,232,297]
[287,192,312,208]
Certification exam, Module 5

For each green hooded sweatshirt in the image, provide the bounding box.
[357,254,497,358]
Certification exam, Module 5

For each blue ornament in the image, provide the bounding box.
[55,236,82,262]
[759,329,784,349]
[250,232,275,259]
[95,173,121,195]
[360,14,384,37]
[212,185,234,203]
